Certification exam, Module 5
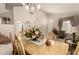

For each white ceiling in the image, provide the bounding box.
[1,3,79,15]
[40,3,79,15]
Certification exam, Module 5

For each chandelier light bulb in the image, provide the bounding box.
[31,6,35,10]
[37,4,40,10]
[25,5,29,10]
[22,3,41,14]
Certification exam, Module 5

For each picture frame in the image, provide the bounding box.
[2,17,11,24]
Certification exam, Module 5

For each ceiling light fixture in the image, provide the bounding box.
[22,3,40,14]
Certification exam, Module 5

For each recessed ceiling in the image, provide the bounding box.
[40,3,79,15]
[0,3,8,13]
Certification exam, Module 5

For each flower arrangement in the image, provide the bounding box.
[24,27,44,41]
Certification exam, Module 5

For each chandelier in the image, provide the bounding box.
[22,3,40,14]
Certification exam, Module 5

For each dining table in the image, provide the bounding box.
[22,38,69,55]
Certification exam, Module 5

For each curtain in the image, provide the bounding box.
[58,18,63,30]
[61,20,72,33]
[58,16,79,30]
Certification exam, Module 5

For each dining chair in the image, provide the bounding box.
[14,35,26,55]
[46,32,57,40]
[73,42,79,55]
[10,33,17,55]
[10,33,26,55]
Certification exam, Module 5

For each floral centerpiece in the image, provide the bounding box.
[23,27,44,41]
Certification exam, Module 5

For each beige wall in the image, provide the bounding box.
[0,18,15,37]
[0,3,14,24]
[0,25,15,37]
[46,13,79,34]
[13,6,48,35]
[47,14,59,32]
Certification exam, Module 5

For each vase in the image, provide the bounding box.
[32,38,38,41]
[46,40,51,46]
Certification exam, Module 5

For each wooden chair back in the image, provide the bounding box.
[14,35,26,55]
[10,33,26,55]
[10,33,16,55]
[46,32,57,40]
[74,42,79,55]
